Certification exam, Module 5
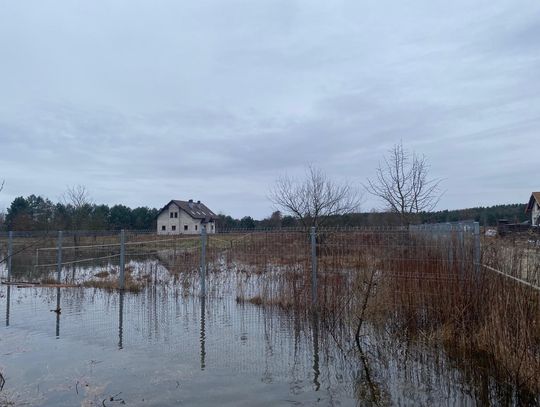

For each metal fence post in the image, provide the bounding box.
[311,226,317,306]
[56,231,63,283]
[473,222,480,273]
[200,225,207,297]
[119,229,125,290]
[7,231,13,282]
[458,223,464,277]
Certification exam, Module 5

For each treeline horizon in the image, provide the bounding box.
[0,194,529,231]
[218,203,528,229]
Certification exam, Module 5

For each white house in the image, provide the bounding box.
[525,192,540,226]
[157,199,217,235]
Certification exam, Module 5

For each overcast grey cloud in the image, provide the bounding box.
[0,1,539,218]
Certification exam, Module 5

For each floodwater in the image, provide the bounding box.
[0,280,533,406]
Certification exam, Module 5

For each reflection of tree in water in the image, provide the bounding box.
[346,321,539,407]
[282,283,538,407]
[1,279,538,406]
[354,343,386,406]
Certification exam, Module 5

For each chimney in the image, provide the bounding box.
[197,200,201,204]
[188,199,193,208]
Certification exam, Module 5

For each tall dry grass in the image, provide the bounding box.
[209,228,539,397]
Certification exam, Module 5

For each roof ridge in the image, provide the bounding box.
[160,199,216,220]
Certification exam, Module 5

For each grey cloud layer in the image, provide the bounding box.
[0,1,539,217]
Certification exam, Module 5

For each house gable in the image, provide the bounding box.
[157,199,216,234]
[525,192,540,226]
[525,192,540,214]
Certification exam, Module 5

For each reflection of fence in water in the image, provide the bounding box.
[0,285,342,385]
[1,283,515,405]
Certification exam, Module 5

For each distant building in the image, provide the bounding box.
[525,192,540,226]
[157,199,217,235]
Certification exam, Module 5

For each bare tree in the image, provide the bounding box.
[62,185,94,230]
[0,180,4,193]
[269,165,362,229]
[365,142,442,225]
[62,184,93,208]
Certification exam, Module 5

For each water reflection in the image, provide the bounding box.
[118,290,124,350]
[355,339,383,405]
[311,310,320,391]
[55,287,61,338]
[0,284,537,406]
[200,296,206,370]
[5,284,10,326]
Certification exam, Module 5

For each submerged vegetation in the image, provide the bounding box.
[82,266,151,293]
[1,226,539,403]
[212,229,540,401]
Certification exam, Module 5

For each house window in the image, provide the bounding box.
[211,224,214,231]
[174,212,178,218]
[170,212,174,218]
[172,225,176,231]
[184,225,188,231]
[195,225,198,231]
[161,225,166,231]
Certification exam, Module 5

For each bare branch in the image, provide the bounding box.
[364,142,442,225]
[269,165,362,228]
[62,185,93,208]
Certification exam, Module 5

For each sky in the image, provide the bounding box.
[0,1,539,219]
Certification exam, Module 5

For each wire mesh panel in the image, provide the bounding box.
[0,231,59,283]
[312,224,479,321]
[34,231,122,285]
[207,228,311,306]
[123,230,201,293]
[482,230,540,288]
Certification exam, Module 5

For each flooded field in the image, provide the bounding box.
[0,280,534,406]
[1,228,539,405]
